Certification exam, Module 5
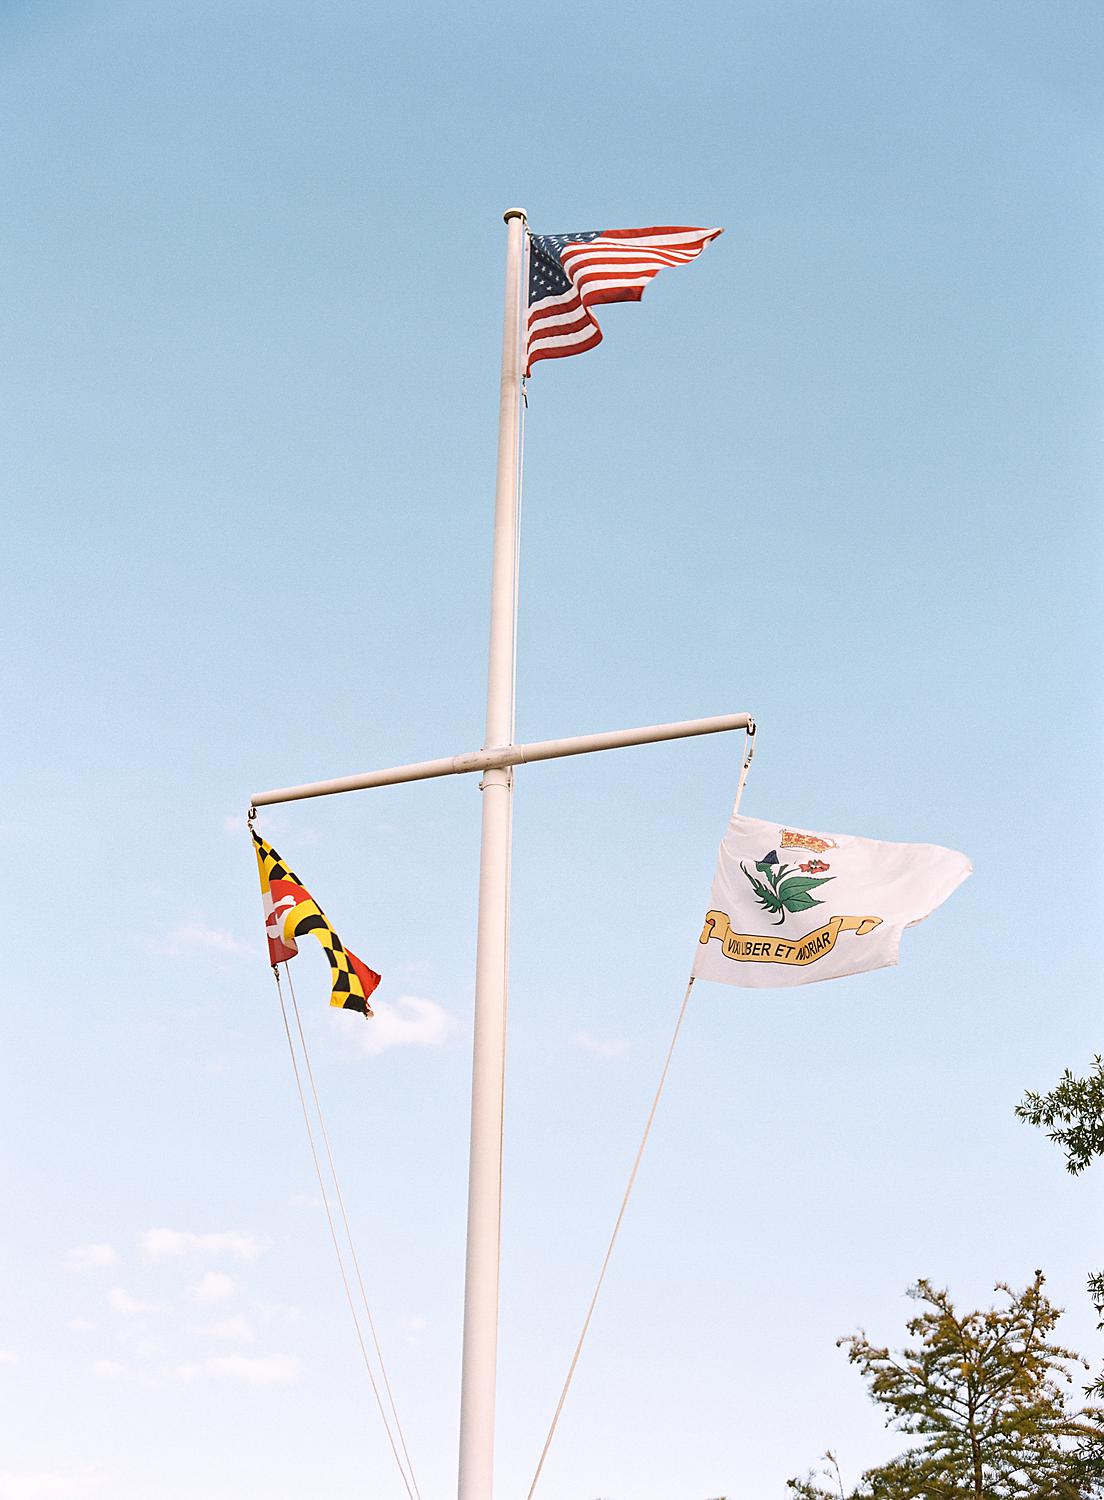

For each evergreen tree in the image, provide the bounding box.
[789,1273,1104,1499]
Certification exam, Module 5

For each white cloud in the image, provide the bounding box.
[149,924,256,959]
[0,1474,86,1500]
[570,1031,631,1060]
[190,1271,236,1306]
[67,1318,96,1334]
[107,1288,157,1316]
[358,995,460,1057]
[400,1314,427,1349]
[0,1349,17,1367]
[189,1315,253,1342]
[114,1331,165,1358]
[139,1228,270,1262]
[208,1353,299,1384]
[255,1303,303,1329]
[91,1360,128,1381]
[392,959,432,979]
[65,1243,119,1272]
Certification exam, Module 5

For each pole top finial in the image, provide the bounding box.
[503,207,527,224]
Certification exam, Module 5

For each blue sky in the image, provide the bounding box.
[2,2,1101,1497]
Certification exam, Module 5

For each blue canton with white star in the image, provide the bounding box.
[528,231,602,304]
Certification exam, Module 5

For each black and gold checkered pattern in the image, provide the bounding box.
[252,830,379,1017]
[252,830,301,889]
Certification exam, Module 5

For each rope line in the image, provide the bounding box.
[526,734,757,1497]
[731,720,756,817]
[526,974,696,1500]
[272,967,418,1500]
[283,966,422,1500]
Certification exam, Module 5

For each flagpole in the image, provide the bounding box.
[457,206,527,1500]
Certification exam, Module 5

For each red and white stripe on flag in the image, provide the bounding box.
[525,225,722,376]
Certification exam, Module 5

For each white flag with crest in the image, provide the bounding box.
[693,814,970,989]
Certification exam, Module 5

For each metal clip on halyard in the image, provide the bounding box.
[731,716,756,817]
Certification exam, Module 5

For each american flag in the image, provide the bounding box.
[525,225,722,376]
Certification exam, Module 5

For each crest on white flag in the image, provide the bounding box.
[693,815,970,989]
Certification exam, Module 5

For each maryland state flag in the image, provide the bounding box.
[252,831,380,1017]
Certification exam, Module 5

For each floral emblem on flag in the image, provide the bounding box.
[740,848,833,925]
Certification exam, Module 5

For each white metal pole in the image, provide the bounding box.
[458,206,527,1500]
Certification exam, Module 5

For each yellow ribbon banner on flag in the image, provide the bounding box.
[699,910,883,967]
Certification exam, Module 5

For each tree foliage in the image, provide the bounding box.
[1017,1058,1104,1177]
[1017,1057,1104,1393]
[789,1274,1104,1499]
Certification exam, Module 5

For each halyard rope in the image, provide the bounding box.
[283,966,422,1500]
[732,720,756,817]
[526,729,757,1497]
[273,967,419,1500]
[526,974,696,1500]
